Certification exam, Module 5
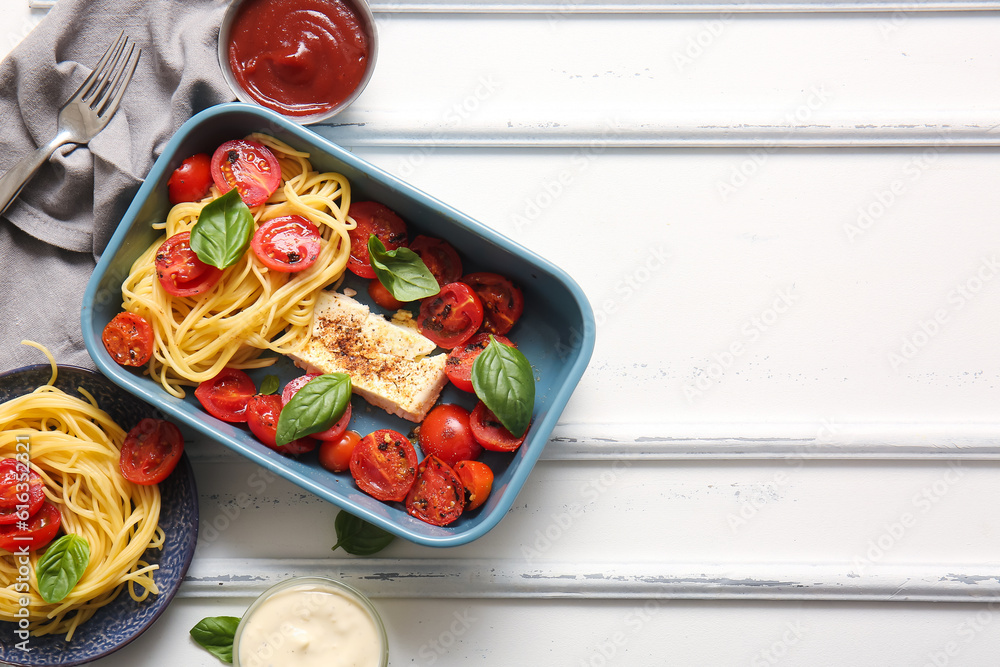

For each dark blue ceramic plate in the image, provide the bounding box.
[0,365,198,666]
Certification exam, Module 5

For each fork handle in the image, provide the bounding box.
[0,132,75,217]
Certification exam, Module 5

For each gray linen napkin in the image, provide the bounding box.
[0,0,235,372]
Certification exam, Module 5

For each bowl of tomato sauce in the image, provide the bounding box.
[218,0,378,124]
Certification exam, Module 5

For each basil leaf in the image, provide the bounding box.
[368,235,440,302]
[275,373,351,446]
[259,374,280,396]
[332,512,395,556]
[471,336,535,437]
[36,534,90,604]
[190,616,240,663]
[190,188,253,269]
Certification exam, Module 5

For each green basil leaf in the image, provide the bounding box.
[332,511,395,556]
[259,374,280,396]
[190,188,254,269]
[368,235,440,302]
[190,616,240,663]
[275,373,352,446]
[36,534,90,604]
[471,336,535,437]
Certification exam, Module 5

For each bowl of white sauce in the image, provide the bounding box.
[233,577,388,667]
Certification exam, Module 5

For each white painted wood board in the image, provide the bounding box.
[5,2,1000,665]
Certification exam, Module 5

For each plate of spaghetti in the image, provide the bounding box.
[0,356,198,665]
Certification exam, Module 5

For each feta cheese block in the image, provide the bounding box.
[289,290,448,422]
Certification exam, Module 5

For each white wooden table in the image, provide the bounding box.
[9,1,1000,664]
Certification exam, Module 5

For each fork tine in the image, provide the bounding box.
[70,30,126,104]
[84,36,128,107]
[95,43,140,118]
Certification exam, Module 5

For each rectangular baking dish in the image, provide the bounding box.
[81,102,595,547]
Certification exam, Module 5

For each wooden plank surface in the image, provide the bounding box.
[5,3,1000,666]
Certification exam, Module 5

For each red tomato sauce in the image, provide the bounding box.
[228,0,370,117]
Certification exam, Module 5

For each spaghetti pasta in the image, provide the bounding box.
[120,133,354,397]
[0,344,162,640]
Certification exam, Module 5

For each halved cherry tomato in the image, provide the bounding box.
[350,429,418,502]
[417,282,484,349]
[463,272,524,336]
[102,311,154,367]
[405,455,464,526]
[251,215,322,273]
[0,501,61,552]
[417,404,481,467]
[454,460,494,512]
[368,279,405,310]
[246,394,317,456]
[119,418,185,485]
[155,232,223,298]
[319,430,362,473]
[0,459,45,525]
[445,333,516,393]
[167,153,213,204]
[195,368,257,423]
[470,401,528,452]
[280,375,353,442]
[280,374,318,404]
[314,404,352,443]
[210,139,282,207]
[410,235,462,286]
[346,202,407,278]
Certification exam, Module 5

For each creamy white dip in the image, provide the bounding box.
[237,582,383,667]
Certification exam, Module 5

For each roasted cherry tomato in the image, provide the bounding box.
[167,153,213,204]
[462,272,524,336]
[251,215,322,273]
[346,202,407,278]
[194,368,257,422]
[410,235,462,286]
[246,394,317,455]
[319,430,362,473]
[314,404,352,443]
[417,282,484,349]
[210,139,282,207]
[0,459,45,525]
[368,279,405,310]
[445,333,516,393]
[155,232,223,298]
[119,418,185,485]
[454,460,494,512]
[280,374,318,404]
[281,375,353,442]
[417,404,481,467]
[470,401,528,452]
[102,311,154,367]
[350,429,418,502]
[0,501,61,552]
[405,455,464,526]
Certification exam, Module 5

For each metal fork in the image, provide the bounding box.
[0,31,141,216]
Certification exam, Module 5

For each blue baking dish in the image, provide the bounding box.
[82,102,595,547]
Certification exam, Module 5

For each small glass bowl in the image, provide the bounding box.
[233,576,389,667]
[217,0,379,124]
